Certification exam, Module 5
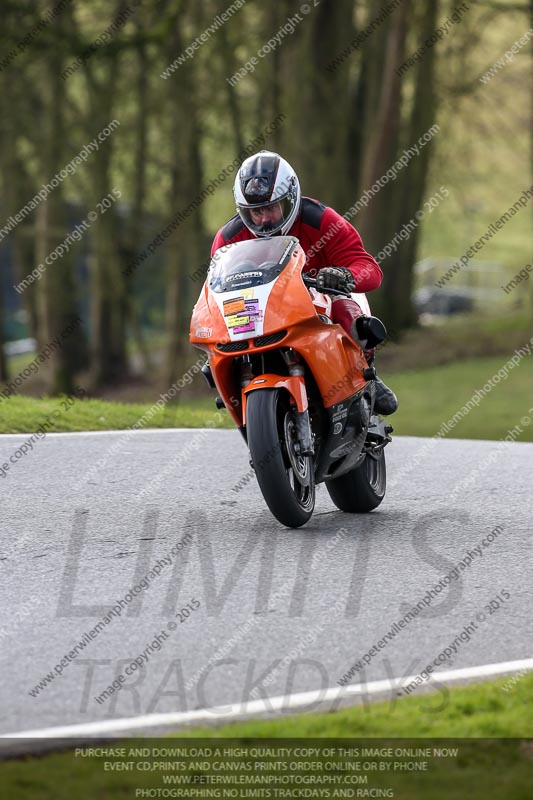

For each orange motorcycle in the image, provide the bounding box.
[190,236,393,528]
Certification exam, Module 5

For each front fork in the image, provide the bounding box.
[282,349,314,457]
[293,410,314,457]
[241,350,315,457]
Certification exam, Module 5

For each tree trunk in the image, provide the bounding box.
[122,30,153,375]
[85,3,129,386]
[216,0,245,155]
[164,6,207,388]
[36,14,87,394]
[356,0,410,234]
[281,0,355,209]
[0,39,40,348]
[0,268,8,383]
[379,0,440,331]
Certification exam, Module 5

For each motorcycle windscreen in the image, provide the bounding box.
[207,236,298,293]
[207,237,300,341]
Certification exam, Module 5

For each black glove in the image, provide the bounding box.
[316,266,356,294]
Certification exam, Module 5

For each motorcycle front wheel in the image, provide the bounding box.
[246,388,315,528]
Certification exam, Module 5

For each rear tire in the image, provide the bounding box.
[325,448,386,513]
[246,389,315,528]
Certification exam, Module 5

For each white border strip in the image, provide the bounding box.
[4,658,532,739]
[0,428,230,439]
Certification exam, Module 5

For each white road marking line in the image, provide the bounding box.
[0,428,230,439]
[4,657,532,739]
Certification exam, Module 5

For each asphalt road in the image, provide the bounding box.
[0,428,531,739]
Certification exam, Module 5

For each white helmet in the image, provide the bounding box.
[233,151,301,237]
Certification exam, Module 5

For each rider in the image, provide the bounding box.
[211,151,398,416]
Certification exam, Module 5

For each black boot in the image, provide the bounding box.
[373,377,398,416]
[349,317,398,416]
[360,346,398,416]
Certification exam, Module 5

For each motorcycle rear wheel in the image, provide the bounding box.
[246,389,315,528]
[325,447,386,513]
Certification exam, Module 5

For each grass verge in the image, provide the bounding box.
[386,353,533,441]
[0,395,233,434]
[0,352,531,441]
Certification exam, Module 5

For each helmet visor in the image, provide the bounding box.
[238,195,295,236]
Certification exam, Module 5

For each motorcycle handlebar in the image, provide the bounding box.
[302,275,352,297]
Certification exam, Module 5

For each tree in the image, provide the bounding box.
[36,12,88,394]
[0,269,8,383]
[280,0,356,209]
[78,2,130,385]
[163,2,207,387]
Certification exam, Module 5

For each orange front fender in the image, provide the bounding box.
[242,374,308,426]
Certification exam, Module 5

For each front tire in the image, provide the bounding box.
[246,389,315,528]
[325,448,386,513]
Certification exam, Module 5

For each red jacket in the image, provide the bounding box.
[211,197,382,292]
